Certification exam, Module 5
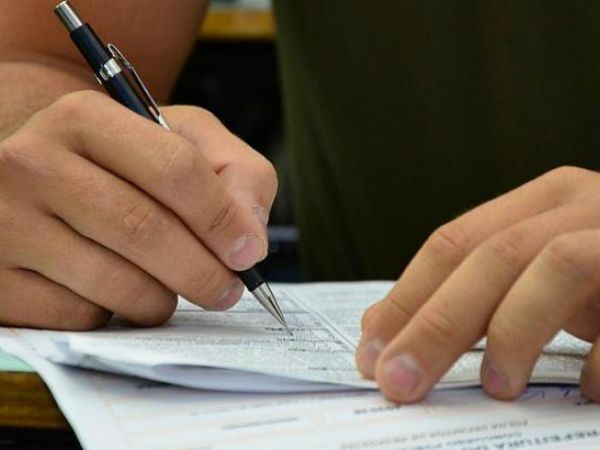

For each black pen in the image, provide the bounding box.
[54,0,290,334]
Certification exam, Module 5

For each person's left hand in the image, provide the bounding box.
[355,166,600,403]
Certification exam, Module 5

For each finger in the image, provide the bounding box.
[372,199,600,403]
[581,335,600,402]
[31,93,270,271]
[357,167,586,376]
[563,298,600,343]
[0,208,176,326]
[0,268,111,330]
[166,105,278,223]
[483,229,600,400]
[15,146,242,310]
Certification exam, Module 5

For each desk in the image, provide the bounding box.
[0,370,67,429]
[0,357,80,448]
[200,7,275,41]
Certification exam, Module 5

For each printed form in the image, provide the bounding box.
[2,330,600,450]
[1,281,600,449]
[10,282,592,392]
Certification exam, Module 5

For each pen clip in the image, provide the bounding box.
[106,44,170,130]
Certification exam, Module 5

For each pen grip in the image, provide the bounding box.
[102,73,156,122]
[69,24,110,73]
[236,269,265,291]
[69,24,156,124]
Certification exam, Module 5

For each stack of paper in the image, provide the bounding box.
[3,281,600,449]
[4,282,592,392]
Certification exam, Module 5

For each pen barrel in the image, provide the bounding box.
[69,24,156,123]
[69,24,111,73]
[102,73,156,121]
[236,269,265,291]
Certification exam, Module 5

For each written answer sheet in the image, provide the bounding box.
[9,282,592,392]
[2,330,600,450]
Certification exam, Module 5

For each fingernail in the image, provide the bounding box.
[357,339,384,378]
[483,359,509,395]
[229,234,262,269]
[215,281,243,310]
[383,354,421,397]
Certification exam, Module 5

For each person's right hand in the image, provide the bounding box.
[0,90,278,330]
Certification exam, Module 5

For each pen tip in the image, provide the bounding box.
[280,319,293,336]
[277,315,293,337]
[249,282,293,335]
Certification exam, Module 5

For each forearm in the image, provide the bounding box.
[0,59,98,140]
[0,0,209,141]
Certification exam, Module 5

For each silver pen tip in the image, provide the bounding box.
[251,283,292,336]
[276,313,293,336]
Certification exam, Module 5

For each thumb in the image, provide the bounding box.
[164,105,278,267]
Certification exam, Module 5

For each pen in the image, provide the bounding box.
[54,0,290,334]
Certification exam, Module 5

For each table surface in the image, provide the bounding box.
[0,368,69,429]
[200,7,274,41]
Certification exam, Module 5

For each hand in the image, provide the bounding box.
[0,90,277,330]
[356,166,600,403]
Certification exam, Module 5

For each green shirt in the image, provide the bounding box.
[273,1,600,281]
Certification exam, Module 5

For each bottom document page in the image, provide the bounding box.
[3,332,600,450]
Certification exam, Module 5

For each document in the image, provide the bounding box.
[6,282,592,393]
[2,329,600,450]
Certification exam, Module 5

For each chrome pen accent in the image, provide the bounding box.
[252,283,291,335]
[55,0,82,32]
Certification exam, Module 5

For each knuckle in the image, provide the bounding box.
[0,134,40,173]
[203,196,238,236]
[191,107,220,126]
[257,157,279,200]
[540,165,594,198]
[176,106,222,131]
[156,140,196,185]
[487,315,525,355]
[414,306,456,344]
[543,234,593,281]
[545,165,586,182]
[49,90,101,123]
[120,200,171,251]
[385,295,416,324]
[478,230,527,273]
[67,302,111,331]
[424,220,473,267]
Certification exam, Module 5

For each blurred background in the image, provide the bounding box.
[171,0,303,283]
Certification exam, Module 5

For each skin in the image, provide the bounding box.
[356,166,600,403]
[2,1,598,403]
[0,0,277,329]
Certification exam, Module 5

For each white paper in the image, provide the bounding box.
[2,329,600,450]
[7,281,592,392]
